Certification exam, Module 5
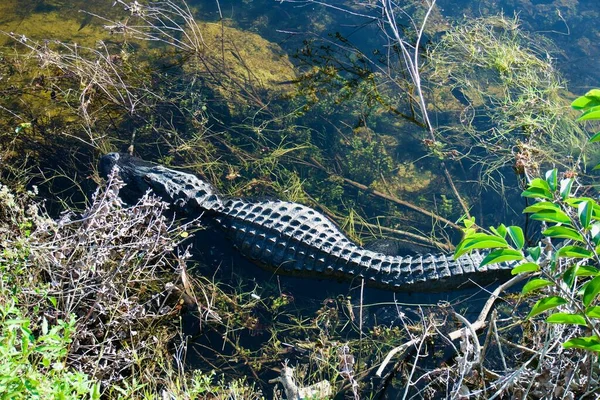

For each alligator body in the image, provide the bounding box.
[100,153,513,292]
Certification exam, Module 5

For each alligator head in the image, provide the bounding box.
[99,153,223,213]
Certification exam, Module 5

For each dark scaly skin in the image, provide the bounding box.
[100,153,513,292]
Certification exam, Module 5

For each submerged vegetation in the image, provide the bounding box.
[428,15,589,189]
[1,0,600,397]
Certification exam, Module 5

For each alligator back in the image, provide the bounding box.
[101,153,514,292]
[215,198,511,292]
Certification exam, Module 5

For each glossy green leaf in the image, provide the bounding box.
[579,200,593,229]
[575,265,600,276]
[589,131,600,143]
[563,266,577,288]
[523,202,560,213]
[529,209,572,225]
[591,223,600,245]
[560,178,574,200]
[529,177,552,190]
[572,90,600,110]
[511,262,540,275]
[542,226,584,242]
[522,188,553,200]
[462,216,476,229]
[585,306,600,318]
[506,226,525,249]
[583,276,600,307]
[563,336,600,352]
[454,234,509,259]
[557,245,594,259]
[480,249,524,267]
[528,296,567,318]
[571,96,595,110]
[578,107,600,122]
[490,224,507,238]
[545,169,558,191]
[564,197,597,206]
[522,278,553,294]
[527,246,542,262]
[546,313,587,326]
[562,265,596,288]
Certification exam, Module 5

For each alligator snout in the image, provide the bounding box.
[99,152,121,178]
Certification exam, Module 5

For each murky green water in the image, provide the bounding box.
[1,1,598,396]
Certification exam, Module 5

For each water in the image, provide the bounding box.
[0,0,597,397]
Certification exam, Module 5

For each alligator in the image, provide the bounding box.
[99,152,514,292]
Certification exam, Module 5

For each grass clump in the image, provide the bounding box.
[427,15,589,188]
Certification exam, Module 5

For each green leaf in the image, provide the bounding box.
[563,266,577,288]
[529,209,572,225]
[557,245,594,259]
[579,200,593,229]
[480,249,524,267]
[591,223,600,245]
[573,98,600,113]
[489,224,507,238]
[545,169,558,191]
[522,187,553,200]
[564,197,597,206]
[546,313,587,326]
[560,178,574,200]
[462,216,476,229]
[522,278,553,294]
[511,262,540,275]
[527,246,542,261]
[579,107,600,121]
[589,131,600,143]
[572,90,600,110]
[575,265,600,277]
[585,306,600,318]
[528,296,567,318]
[562,265,596,288]
[505,226,525,249]
[542,226,584,242]
[523,202,560,213]
[454,234,509,259]
[563,336,600,352]
[583,276,600,307]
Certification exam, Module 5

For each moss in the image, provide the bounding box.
[182,22,296,116]
[0,5,112,47]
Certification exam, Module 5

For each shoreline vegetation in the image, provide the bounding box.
[1,0,600,398]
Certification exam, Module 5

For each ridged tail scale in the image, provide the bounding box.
[214,198,507,291]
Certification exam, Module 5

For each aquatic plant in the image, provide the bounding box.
[427,15,589,189]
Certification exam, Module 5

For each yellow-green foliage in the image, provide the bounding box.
[0,303,101,399]
[0,1,114,46]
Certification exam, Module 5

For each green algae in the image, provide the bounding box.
[181,21,296,117]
